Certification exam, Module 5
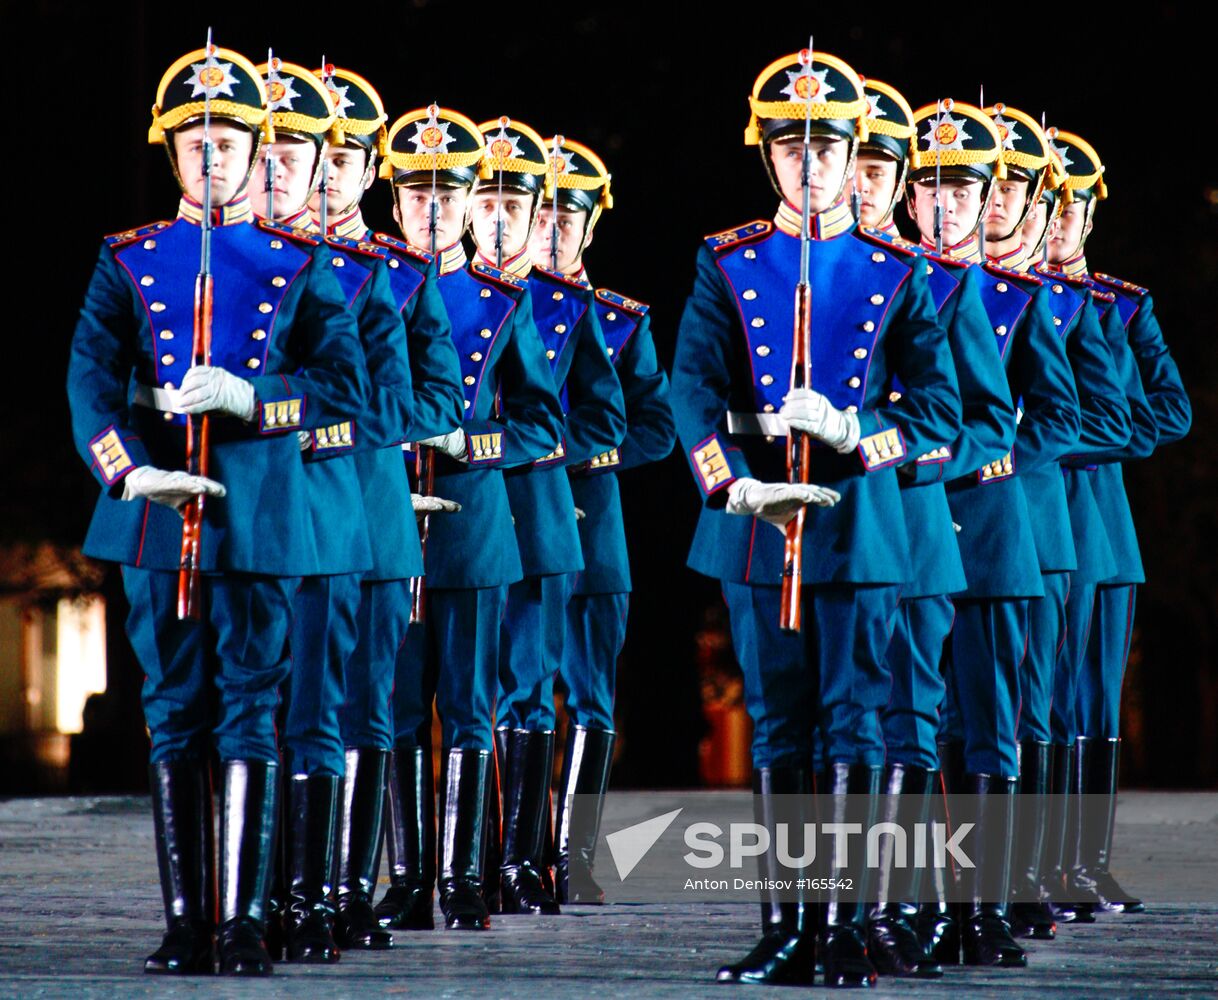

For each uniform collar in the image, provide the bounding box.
[774,196,855,240]
[922,231,983,265]
[429,240,467,275]
[177,193,253,227]
[477,246,532,279]
[988,243,1028,273]
[277,207,317,233]
[568,264,592,289]
[1048,253,1089,278]
[325,208,369,241]
[877,218,900,237]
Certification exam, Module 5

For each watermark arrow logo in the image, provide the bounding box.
[605,808,683,881]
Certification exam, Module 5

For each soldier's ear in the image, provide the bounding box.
[583,228,594,252]
[391,191,402,227]
[1084,216,1094,238]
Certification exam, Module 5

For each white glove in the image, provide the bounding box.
[121,465,226,515]
[574,506,586,521]
[297,431,312,452]
[178,365,257,421]
[412,493,462,522]
[780,388,861,454]
[726,476,840,530]
[416,429,468,462]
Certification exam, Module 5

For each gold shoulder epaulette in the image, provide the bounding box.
[704,220,772,252]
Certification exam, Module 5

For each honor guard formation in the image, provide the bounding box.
[66,34,1187,985]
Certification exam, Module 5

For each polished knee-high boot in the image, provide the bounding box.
[283,774,340,962]
[1070,736,1144,913]
[374,743,436,930]
[555,726,615,905]
[959,774,1026,968]
[217,760,278,977]
[499,729,560,915]
[438,747,493,930]
[1010,740,1056,940]
[334,748,393,949]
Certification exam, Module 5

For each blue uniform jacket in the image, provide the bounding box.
[673,217,960,586]
[941,262,1078,596]
[420,259,564,589]
[505,267,626,577]
[1036,270,1130,585]
[68,215,369,577]
[861,231,1010,599]
[570,288,676,595]
[300,234,429,580]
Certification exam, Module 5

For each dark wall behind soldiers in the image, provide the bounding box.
[8,0,1216,789]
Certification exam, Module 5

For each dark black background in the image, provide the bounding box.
[8,1,1216,787]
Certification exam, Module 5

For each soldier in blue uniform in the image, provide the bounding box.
[308,64,466,951]
[471,120,626,916]
[1046,129,1188,915]
[907,98,1081,967]
[673,50,960,988]
[980,105,1132,939]
[375,107,564,932]
[67,45,368,976]
[529,137,676,906]
[853,80,1011,978]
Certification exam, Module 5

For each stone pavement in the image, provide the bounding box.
[0,792,1216,998]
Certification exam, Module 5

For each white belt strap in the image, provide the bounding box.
[133,383,185,413]
[726,411,789,436]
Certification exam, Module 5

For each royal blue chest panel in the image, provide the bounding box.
[593,289,646,367]
[859,229,961,313]
[436,265,518,419]
[529,270,590,387]
[974,265,1033,363]
[369,232,429,313]
[1038,275,1085,340]
[714,229,909,415]
[112,218,313,422]
[318,237,375,307]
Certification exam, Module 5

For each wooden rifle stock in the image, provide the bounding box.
[177,273,213,620]
[409,445,436,623]
[779,281,812,633]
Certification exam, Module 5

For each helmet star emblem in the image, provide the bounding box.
[992,114,1021,151]
[265,65,301,111]
[866,95,887,120]
[325,79,355,118]
[923,112,970,151]
[1048,137,1074,171]
[410,109,453,154]
[186,58,239,99]
[781,66,833,105]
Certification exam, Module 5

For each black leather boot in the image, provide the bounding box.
[283,774,340,962]
[716,766,818,985]
[482,728,508,914]
[1070,736,1144,913]
[374,743,436,930]
[264,768,287,963]
[869,764,942,978]
[217,760,278,976]
[1010,740,1056,940]
[821,762,882,988]
[1042,742,1089,923]
[144,759,217,975]
[438,747,492,930]
[916,747,962,966]
[334,748,393,949]
[959,774,1026,968]
[499,729,561,914]
[555,726,615,905]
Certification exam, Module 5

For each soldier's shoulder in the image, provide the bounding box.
[371,232,435,266]
[984,260,1040,286]
[855,226,920,259]
[595,287,649,317]
[703,220,773,253]
[470,260,527,294]
[1091,271,1149,298]
[325,234,387,260]
[532,265,593,294]
[104,220,173,249]
[257,218,320,246]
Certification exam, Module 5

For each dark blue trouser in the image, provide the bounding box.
[341,578,413,750]
[1052,580,1096,745]
[392,586,507,752]
[1017,572,1071,744]
[496,573,575,731]
[723,582,900,769]
[283,573,361,777]
[941,598,1028,777]
[881,594,955,770]
[559,592,629,731]
[122,566,296,764]
[1076,583,1136,739]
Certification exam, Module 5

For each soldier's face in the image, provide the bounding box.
[1021,200,1053,252]
[984,177,1030,242]
[1048,199,1091,263]
[854,154,900,227]
[470,190,535,261]
[393,184,470,250]
[911,178,984,247]
[770,135,852,214]
[309,144,373,221]
[172,122,255,205]
[248,137,319,219]
[531,206,589,273]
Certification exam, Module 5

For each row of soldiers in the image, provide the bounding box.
[66,39,1186,986]
[68,43,673,976]
[672,49,1188,986]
